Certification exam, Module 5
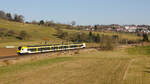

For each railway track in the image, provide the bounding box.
[0,54,33,61]
[0,55,18,60]
[0,48,96,61]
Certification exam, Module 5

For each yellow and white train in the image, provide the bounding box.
[17,43,86,55]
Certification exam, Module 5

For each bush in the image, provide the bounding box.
[16,31,29,40]
[99,36,115,50]
[69,32,89,42]
[143,33,149,42]
[5,30,16,37]
[0,28,7,37]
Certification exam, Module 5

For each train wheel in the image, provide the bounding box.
[17,53,22,56]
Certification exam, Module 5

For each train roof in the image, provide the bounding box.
[26,44,59,47]
[24,43,84,47]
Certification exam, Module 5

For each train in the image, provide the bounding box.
[17,43,86,55]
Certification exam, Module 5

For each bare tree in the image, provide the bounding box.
[45,20,55,26]
[14,14,24,22]
[17,30,28,40]
[71,21,76,26]
[0,10,7,19]
[6,13,13,21]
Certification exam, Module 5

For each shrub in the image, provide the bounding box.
[39,20,44,25]
[74,50,80,54]
[99,36,115,50]
[0,28,7,39]
[5,30,16,37]
[16,30,29,40]
[0,29,5,37]
[143,33,149,42]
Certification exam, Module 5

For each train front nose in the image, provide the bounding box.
[17,51,22,55]
[17,46,22,55]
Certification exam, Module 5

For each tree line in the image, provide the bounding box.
[0,10,24,22]
[56,29,118,50]
[56,28,104,43]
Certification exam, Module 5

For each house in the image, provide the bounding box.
[124,25,137,32]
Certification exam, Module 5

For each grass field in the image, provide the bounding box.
[0,46,150,84]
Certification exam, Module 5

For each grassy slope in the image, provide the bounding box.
[0,19,142,47]
[0,46,150,84]
[0,19,63,47]
[0,19,57,39]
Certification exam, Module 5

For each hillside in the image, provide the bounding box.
[0,19,62,47]
[0,19,142,48]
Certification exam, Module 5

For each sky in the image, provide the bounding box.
[0,0,150,25]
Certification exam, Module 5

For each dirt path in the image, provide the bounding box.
[123,59,135,80]
[0,48,17,57]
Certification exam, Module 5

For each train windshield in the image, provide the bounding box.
[18,47,22,50]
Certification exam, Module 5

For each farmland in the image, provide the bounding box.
[0,46,150,84]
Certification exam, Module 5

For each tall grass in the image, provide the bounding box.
[127,46,150,55]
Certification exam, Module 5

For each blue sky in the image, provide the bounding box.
[0,0,150,25]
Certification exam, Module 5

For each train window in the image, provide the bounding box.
[62,46,65,48]
[79,45,82,47]
[64,46,68,48]
[54,47,58,49]
[60,46,63,49]
[52,47,55,50]
[18,47,22,50]
[38,47,50,51]
[28,48,36,52]
[38,48,42,51]
[73,45,78,47]
[70,45,75,47]
[45,47,50,50]
[51,46,58,50]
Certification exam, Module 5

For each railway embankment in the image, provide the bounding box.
[0,48,97,66]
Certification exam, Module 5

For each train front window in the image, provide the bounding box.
[18,47,22,50]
